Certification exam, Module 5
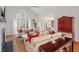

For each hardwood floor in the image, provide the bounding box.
[15,39,26,52]
[6,35,26,52]
[73,42,79,52]
[6,35,79,52]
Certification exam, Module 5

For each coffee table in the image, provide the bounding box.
[39,37,72,52]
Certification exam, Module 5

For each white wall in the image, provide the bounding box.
[53,7,79,41]
[37,6,79,41]
[0,7,1,16]
[0,7,2,52]
[0,27,2,52]
[5,6,38,35]
[0,23,6,52]
[5,6,79,41]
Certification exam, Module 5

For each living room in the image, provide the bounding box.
[0,6,79,52]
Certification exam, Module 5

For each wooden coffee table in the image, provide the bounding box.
[39,37,72,52]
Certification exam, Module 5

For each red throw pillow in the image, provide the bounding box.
[18,29,23,33]
[29,29,33,31]
[28,32,39,42]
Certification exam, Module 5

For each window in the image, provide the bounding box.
[17,20,29,34]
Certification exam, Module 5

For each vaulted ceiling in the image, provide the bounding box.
[28,6,79,18]
[28,6,55,17]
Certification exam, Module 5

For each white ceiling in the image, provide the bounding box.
[28,6,56,17]
[28,6,79,18]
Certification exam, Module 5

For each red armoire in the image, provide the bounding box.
[58,16,74,33]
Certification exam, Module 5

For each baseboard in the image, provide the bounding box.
[74,40,79,42]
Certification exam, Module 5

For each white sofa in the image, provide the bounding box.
[24,32,62,52]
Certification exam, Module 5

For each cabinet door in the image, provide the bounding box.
[64,17,72,33]
[58,19,64,32]
[58,16,73,33]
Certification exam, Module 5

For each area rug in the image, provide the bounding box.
[2,41,13,52]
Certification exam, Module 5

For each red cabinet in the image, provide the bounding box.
[58,16,73,33]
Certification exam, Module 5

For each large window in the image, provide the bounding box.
[17,20,30,34]
[36,17,54,31]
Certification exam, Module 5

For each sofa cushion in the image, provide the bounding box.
[31,34,51,46]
